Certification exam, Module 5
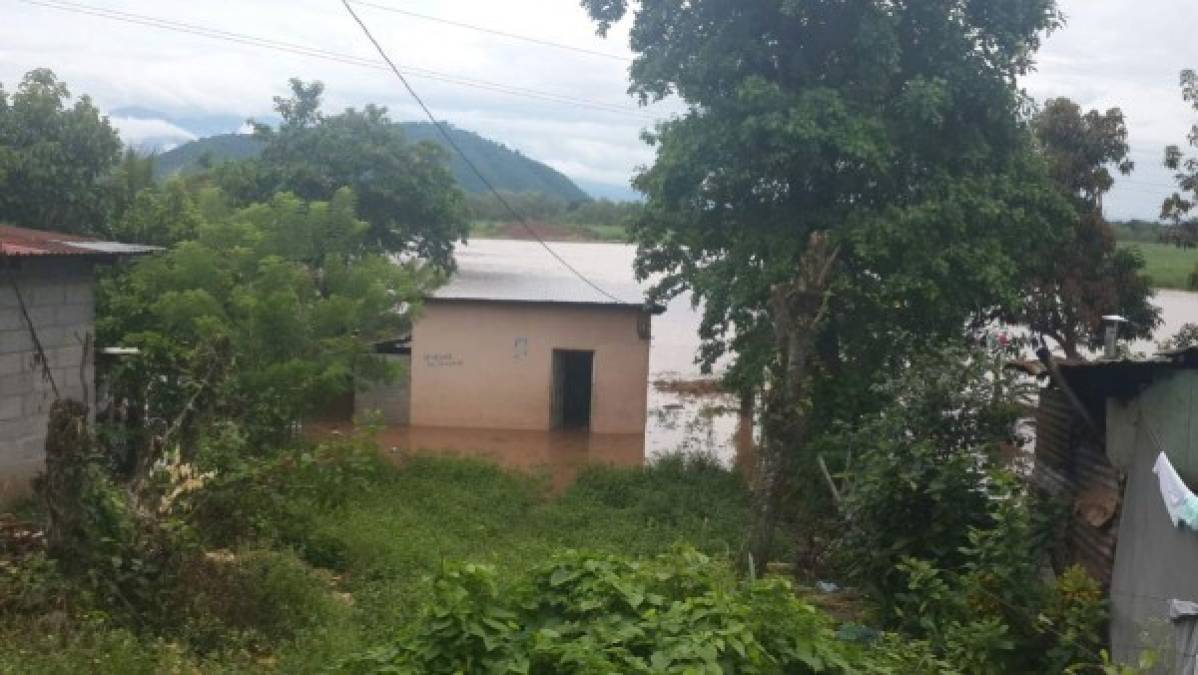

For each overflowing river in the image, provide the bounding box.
[342,240,1198,487]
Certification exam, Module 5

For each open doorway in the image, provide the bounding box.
[551,350,594,430]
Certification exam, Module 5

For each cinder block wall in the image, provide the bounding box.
[0,257,97,503]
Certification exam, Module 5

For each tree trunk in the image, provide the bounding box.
[37,399,92,565]
[744,232,839,572]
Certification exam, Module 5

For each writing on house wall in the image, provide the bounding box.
[423,353,463,368]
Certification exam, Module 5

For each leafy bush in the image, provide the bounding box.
[831,347,1113,672]
[548,452,751,557]
[178,547,352,654]
[1158,322,1198,352]
[836,347,1029,605]
[187,430,390,563]
[345,547,941,674]
[0,620,199,675]
[97,186,437,447]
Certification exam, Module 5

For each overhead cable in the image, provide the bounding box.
[14,0,658,120]
[347,0,632,62]
[340,0,628,304]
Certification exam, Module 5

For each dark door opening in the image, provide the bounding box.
[552,350,594,430]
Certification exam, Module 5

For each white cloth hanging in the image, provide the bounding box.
[1154,452,1198,530]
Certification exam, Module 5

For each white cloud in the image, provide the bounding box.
[1024,0,1198,220]
[2,0,1196,215]
[0,0,655,196]
[108,116,196,148]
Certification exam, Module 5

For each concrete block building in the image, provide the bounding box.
[0,225,155,502]
[356,239,662,436]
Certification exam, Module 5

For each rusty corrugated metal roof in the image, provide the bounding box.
[0,224,159,258]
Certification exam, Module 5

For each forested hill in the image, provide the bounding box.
[154,123,591,202]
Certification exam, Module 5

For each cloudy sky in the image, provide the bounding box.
[1,0,1196,216]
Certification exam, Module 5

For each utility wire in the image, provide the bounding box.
[14,0,658,120]
[340,0,626,305]
[347,0,632,62]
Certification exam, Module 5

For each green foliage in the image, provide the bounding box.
[110,177,207,247]
[153,133,264,179]
[1162,69,1198,225]
[187,430,391,560]
[108,148,158,229]
[548,453,751,556]
[467,190,640,230]
[97,187,436,444]
[155,123,592,204]
[1118,241,1198,289]
[836,347,1029,603]
[1010,99,1159,357]
[35,446,188,627]
[890,553,1108,674]
[1111,219,1165,244]
[834,346,1107,673]
[580,0,1071,400]
[402,122,590,202]
[346,547,938,674]
[204,79,469,265]
[0,68,122,234]
[1159,322,1198,351]
[178,547,352,654]
[0,620,200,675]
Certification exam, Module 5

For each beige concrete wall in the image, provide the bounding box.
[410,300,651,434]
[0,257,97,504]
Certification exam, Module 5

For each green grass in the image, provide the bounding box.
[469,220,630,242]
[0,452,749,672]
[1121,241,1198,290]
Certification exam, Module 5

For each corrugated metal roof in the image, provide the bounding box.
[432,239,656,310]
[0,224,159,258]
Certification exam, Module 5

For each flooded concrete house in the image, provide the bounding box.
[357,240,662,435]
[0,225,156,502]
[1033,348,1198,669]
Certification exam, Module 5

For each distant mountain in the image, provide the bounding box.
[153,134,263,178]
[153,123,591,203]
[109,107,248,139]
[575,179,642,202]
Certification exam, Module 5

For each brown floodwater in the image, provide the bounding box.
[320,240,756,488]
[333,242,1198,487]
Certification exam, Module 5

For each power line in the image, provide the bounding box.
[347,0,632,63]
[340,0,627,305]
[13,0,658,121]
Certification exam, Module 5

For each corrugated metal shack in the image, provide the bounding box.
[1033,349,1198,668]
[1033,385,1123,585]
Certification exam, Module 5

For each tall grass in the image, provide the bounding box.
[0,451,750,672]
[1120,241,1198,290]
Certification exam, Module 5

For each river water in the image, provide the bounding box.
[362,241,1198,487]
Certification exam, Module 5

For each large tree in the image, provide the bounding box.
[1011,98,1158,359]
[214,79,467,267]
[98,186,436,455]
[1162,69,1198,243]
[580,0,1072,563]
[0,69,122,235]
